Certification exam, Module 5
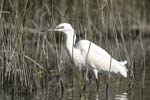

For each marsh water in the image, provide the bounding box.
[0,62,150,100]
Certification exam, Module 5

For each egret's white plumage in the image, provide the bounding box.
[50,23,128,81]
[75,40,128,78]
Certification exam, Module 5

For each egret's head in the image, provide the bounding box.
[50,23,74,34]
[49,23,76,44]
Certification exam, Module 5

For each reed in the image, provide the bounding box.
[0,0,148,99]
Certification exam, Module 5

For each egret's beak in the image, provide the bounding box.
[48,28,55,32]
[48,25,64,32]
[48,28,61,32]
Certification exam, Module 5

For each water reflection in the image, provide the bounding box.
[115,93,128,100]
[95,92,99,100]
[79,92,128,100]
[79,92,99,100]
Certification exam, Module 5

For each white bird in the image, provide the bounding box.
[49,23,128,89]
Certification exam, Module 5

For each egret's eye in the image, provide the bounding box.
[56,26,64,29]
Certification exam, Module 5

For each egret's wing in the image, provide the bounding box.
[76,40,112,70]
[87,42,113,71]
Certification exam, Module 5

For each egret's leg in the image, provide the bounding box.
[95,77,99,92]
[82,66,89,92]
[85,67,89,82]
[83,67,87,91]
[92,69,99,91]
[60,79,64,97]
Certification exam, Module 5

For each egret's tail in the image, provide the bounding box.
[119,60,128,77]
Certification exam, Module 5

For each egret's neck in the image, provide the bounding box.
[65,31,76,58]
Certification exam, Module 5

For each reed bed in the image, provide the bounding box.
[0,0,149,99]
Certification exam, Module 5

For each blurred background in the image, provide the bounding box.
[0,0,150,100]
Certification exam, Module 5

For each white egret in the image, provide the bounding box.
[49,23,128,89]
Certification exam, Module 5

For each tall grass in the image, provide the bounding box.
[0,0,149,99]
